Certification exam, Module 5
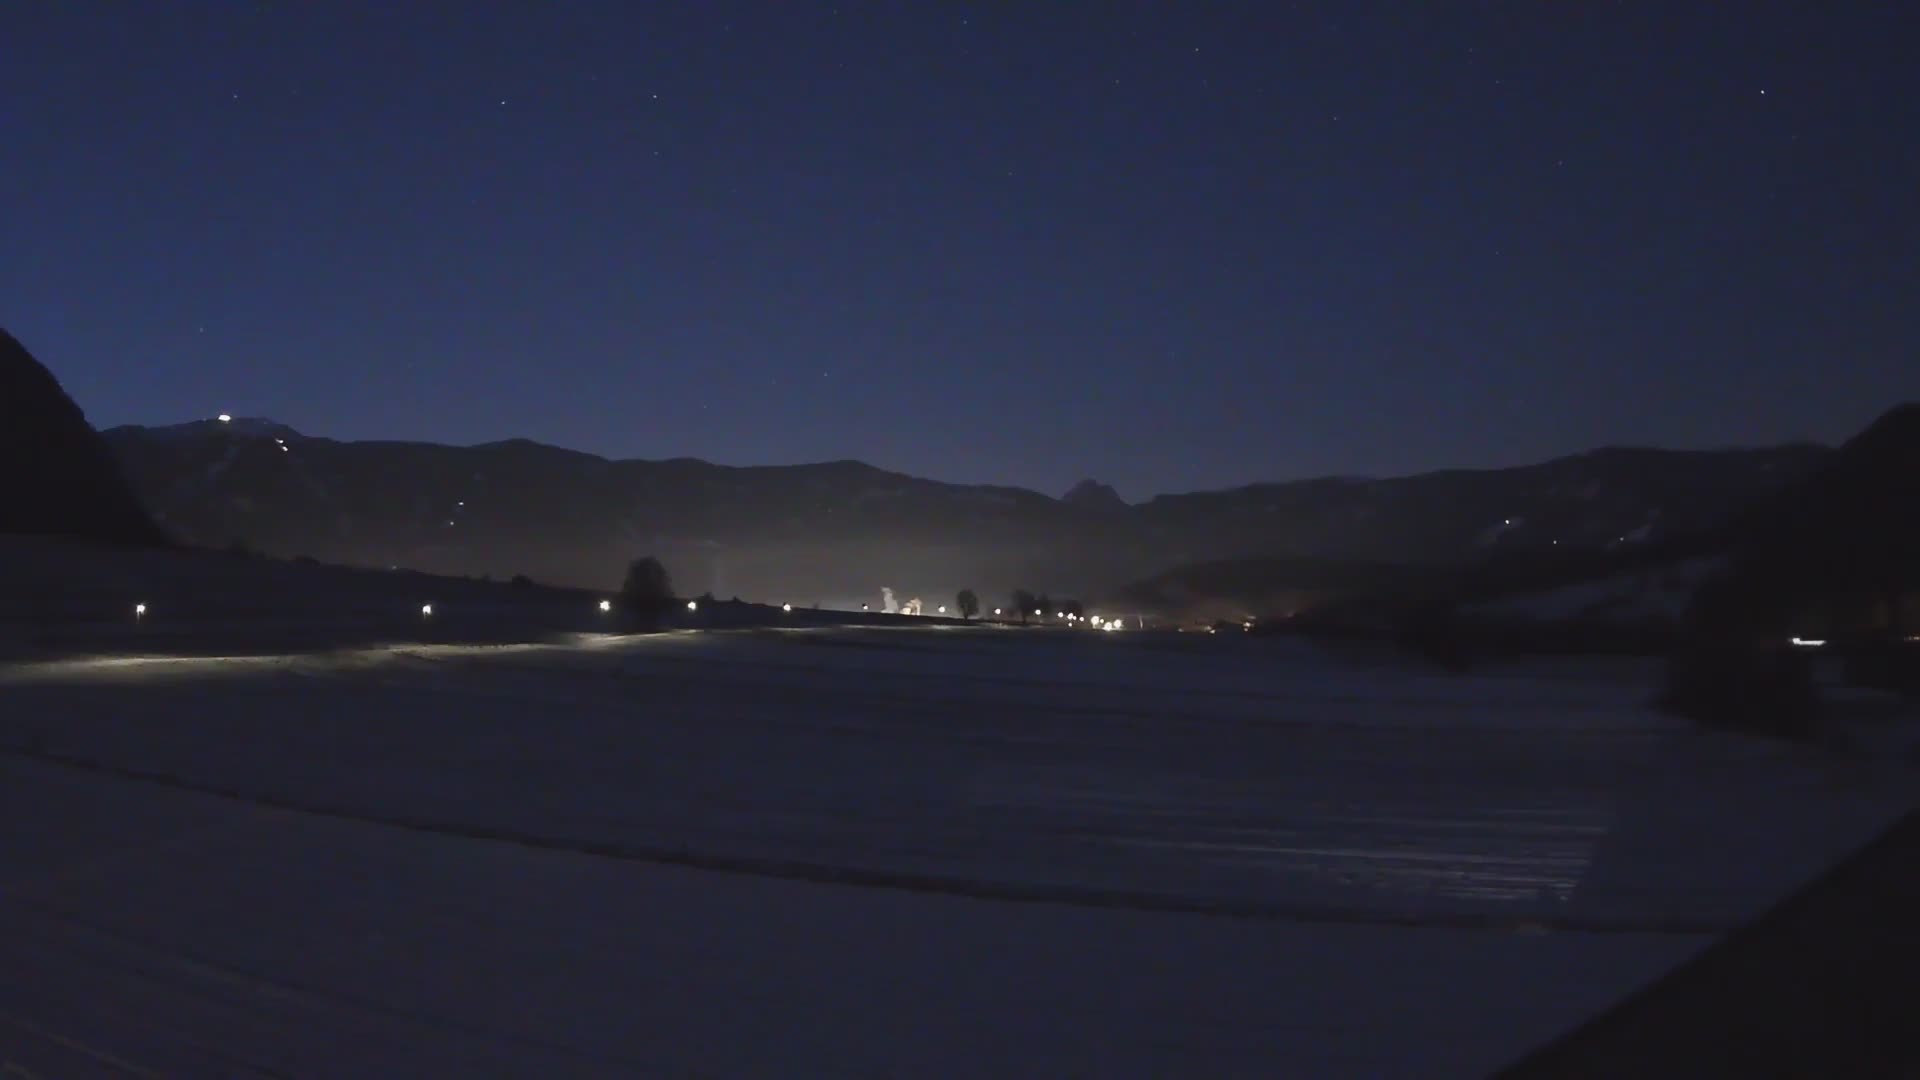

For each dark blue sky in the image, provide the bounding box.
[5,3,1915,498]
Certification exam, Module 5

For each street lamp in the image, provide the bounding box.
[686,600,698,612]
[782,603,793,613]
[598,599,612,613]
[134,602,147,620]
[421,603,433,617]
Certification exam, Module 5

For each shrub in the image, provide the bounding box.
[1842,640,1920,695]
[1661,637,1819,740]
[618,557,675,622]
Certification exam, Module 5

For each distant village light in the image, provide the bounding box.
[599,599,612,613]
[937,605,946,614]
[134,602,147,618]
[217,414,232,423]
[686,600,698,612]
[420,603,433,617]
[1789,636,1827,648]
[783,603,793,613]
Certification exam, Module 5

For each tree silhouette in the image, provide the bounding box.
[1010,589,1037,625]
[956,588,980,621]
[619,556,675,622]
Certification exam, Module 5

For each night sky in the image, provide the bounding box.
[5,3,1915,499]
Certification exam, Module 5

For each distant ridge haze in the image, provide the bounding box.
[101,416,1829,605]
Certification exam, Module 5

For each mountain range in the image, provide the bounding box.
[98,415,1827,609]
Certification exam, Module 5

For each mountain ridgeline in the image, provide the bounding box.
[0,329,167,547]
[101,417,1828,608]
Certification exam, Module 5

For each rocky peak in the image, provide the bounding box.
[1062,478,1128,511]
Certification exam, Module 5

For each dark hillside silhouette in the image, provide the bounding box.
[0,328,166,546]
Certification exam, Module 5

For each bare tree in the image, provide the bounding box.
[956,588,980,621]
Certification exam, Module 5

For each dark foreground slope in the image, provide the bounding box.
[0,328,166,546]
[1499,807,1920,1078]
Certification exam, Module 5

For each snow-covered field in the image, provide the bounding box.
[2,628,1912,1076]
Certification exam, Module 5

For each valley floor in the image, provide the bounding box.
[1,629,1913,1076]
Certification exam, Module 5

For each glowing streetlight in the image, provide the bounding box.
[420,603,433,617]
[782,603,793,613]
[598,599,612,612]
[1034,609,1042,617]
[686,600,698,612]
[993,608,1002,616]
[134,602,147,619]
[937,605,946,614]
[217,413,232,423]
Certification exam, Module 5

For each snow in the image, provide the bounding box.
[1473,557,1726,624]
[1,629,1912,1075]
